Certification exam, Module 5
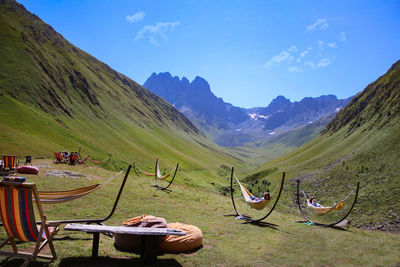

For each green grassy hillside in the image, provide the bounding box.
[244,60,400,231]
[0,0,249,189]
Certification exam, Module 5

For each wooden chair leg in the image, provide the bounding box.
[0,236,13,250]
[44,226,57,259]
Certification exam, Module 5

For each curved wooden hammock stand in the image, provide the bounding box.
[152,159,179,191]
[225,167,285,223]
[296,179,359,227]
[133,160,179,191]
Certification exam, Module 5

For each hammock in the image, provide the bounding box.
[300,185,348,216]
[296,179,360,227]
[33,169,126,204]
[306,200,344,216]
[87,153,112,165]
[154,159,179,191]
[224,167,285,223]
[133,161,177,180]
[78,147,112,166]
[234,175,273,210]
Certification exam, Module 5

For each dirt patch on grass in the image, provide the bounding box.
[45,170,86,178]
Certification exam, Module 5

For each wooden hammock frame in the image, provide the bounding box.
[224,167,285,223]
[133,160,179,191]
[296,179,359,227]
[151,159,179,191]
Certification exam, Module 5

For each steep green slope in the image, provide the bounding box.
[244,60,400,231]
[0,0,246,188]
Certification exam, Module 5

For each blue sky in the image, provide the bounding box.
[18,0,400,108]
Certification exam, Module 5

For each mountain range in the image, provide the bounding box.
[144,72,351,146]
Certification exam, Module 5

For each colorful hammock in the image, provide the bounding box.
[234,175,272,210]
[33,169,126,204]
[133,161,177,180]
[300,185,348,216]
[306,200,344,216]
[87,153,112,165]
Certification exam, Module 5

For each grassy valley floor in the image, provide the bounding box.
[0,160,399,266]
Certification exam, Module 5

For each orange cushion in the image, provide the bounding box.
[158,222,203,253]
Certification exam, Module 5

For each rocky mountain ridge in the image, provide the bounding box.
[144,72,351,146]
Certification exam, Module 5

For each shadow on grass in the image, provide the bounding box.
[242,221,279,230]
[58,256,182,266]
[149,185,172,194]
[0,258,49,267]
[114,244,203,256]
[295,220,351,232]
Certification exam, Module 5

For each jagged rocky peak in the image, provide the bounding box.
[143,73,249,130]
[191,76,211,90]
[264,95,291,114]
[181,76,190,84]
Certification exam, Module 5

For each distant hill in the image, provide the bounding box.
[246,60,400,231]
[144,72,350,146]
[0,0,245,187]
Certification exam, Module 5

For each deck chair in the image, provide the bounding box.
[1,156,18,176]
[54,152,64,164]
[0,181,61,266]
[68,152,79,165]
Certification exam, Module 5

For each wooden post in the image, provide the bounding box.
[141,235,160,264]
[91,233,100,257]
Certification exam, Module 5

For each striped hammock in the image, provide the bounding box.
[234,175,271,210]
[135,161,175,180]
[300,186,348,216]
[33,169,125,204]
[306,200,344,216]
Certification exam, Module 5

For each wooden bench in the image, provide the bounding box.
[64,223,185,264]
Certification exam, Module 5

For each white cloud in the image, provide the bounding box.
[304,58,331,69]
[327,42,337,48]
[288,45,298,53]
[306,19,328,32]
[296,47,312,63]
[135,21,180,45]
[318,40,324,49]
[126,11,145,23]
[288,66,303,72]
[264,50,294,68]
[317,57,331,67]
[304,60,316,69]
[339,32,348,43]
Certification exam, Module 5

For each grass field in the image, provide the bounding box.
[0,160,399,266]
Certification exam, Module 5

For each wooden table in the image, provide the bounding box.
[64,223,185,264]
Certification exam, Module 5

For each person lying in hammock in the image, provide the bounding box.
[309,197,321,207]
[249,192,271,203]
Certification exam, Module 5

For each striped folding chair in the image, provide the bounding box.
[0,181,61,266]
[54,152,63,164]
[68,152,79,165]
[1,156,18,176]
